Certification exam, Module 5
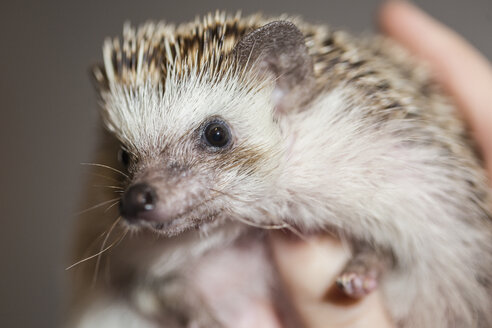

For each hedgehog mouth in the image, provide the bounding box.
[149,216,199,235]
[128,207,221,236]
[119,191,224,236]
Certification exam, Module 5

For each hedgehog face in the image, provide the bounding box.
[100,73,283,235]
[93,15,314,235]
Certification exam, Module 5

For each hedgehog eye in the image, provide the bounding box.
[203,120,231,148]
[118,148,131,168]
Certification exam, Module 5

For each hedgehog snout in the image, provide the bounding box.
[120,182,158,223]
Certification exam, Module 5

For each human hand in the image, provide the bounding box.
[379,1,492,175]
[270,234,393,327]
[271,2,492,327]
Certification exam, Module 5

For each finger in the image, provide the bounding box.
[270,233,394,327]
[379,1,492,174]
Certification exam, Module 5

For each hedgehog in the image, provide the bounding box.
[68,11,492,328]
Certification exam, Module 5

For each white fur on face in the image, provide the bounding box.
[101,65,281,159]
[100,64,287,234]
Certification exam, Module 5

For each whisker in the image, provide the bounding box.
[95,228,129,284]
[93,184,125,191]
[278,223,307,241]
[81,162,130,180]
[65,238,120,270]
[104,200,120,213]
[74,198,120,216]
[234,216,289,230]
[65,219,125,271]
[92,217,123,285]
[89,173,124,184]
[80,230,112,261]
[233,216,306,241]
[210,188,306,240]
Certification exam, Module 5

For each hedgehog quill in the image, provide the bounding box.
[68,12,492,328]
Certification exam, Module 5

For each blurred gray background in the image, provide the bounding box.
[0,0,491,327]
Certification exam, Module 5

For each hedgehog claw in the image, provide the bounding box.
[336,271,378,298]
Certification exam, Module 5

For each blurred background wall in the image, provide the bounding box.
[0,0,491,327]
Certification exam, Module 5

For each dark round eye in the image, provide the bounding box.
[118,148,131,168]
[203,121,231,148]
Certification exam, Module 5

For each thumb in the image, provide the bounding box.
[269,233,394,328]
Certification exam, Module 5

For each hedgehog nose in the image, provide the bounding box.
[120,183,157,221]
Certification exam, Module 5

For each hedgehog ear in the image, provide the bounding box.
[233,21,315,114]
